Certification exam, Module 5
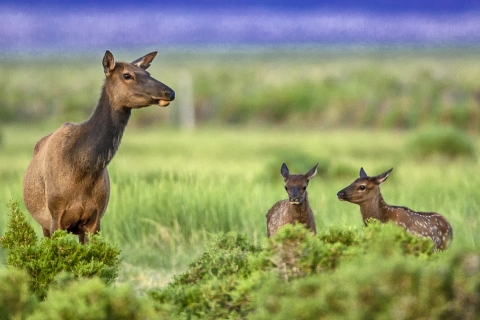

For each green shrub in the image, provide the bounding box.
[27,277,154,320]
[148,232,266,319]
[170,232,263,286]
[0,201,121,299]
[407,126,476,159]
[0,268,37,319]
[250,251,480,319]
[148,223,436,319]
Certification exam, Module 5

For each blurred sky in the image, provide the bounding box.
[1,0,480,53]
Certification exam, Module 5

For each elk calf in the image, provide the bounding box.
[337,167,453,250]
[266,163,318,237]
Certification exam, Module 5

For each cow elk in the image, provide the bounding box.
[266,163,318,237]
[23,50,175,243]
[337,167,453,250]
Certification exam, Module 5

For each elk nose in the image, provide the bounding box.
[337,191,345,199]
[164,89,175,101]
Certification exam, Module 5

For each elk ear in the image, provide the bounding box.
[103,50,115,76]
[375,168,393,185]
[305,163,318,181]
[281,163,289,181]
[132,51,158,70]
[359,167,368,178]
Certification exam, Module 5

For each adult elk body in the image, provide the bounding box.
[23,50,175,243]
[266,163,318,237]
[337,167,453,250]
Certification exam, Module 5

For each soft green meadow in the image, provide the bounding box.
[1,123,480,290]
[2,48,480,309]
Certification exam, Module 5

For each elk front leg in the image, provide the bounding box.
[42,227,51,238]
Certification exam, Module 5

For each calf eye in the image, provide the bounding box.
[123,73,133,80]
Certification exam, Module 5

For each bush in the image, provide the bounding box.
[250,251,480,319]
[27,277,155,320]
[0,268,37,319]
[148,223,436,319]
[0,201,121,299]
[148,232,266,319]
[407,126,476,159]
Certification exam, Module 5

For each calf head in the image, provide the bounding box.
[337,167,393,204]
[281,163,318,205]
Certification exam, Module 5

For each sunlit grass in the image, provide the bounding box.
[2,123,479,289]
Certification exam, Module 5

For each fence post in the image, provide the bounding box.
[178,70,195,130]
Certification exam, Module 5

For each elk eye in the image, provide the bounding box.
[123,73,133,80]
[358,185,366,190]
[302,187,307,190]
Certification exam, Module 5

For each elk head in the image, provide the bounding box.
[337,167,393,204]
[102,50,175,109]
[281,163,318,205]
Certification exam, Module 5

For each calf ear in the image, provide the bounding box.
[375,168,393,185]
[132,51,158,70]
[305,163,318,181]
[103,50,115,76]
[359,167,368,178]
[281,163,289,181]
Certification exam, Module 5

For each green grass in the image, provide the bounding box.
[1,123,480,289]
[3,47,480,130]
[2,47,480,293]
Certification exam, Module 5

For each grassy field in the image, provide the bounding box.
[1,47,480,296]
[1,123,480,290]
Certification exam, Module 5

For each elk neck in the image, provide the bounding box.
[359,191,392,224]
[75,87,131,173]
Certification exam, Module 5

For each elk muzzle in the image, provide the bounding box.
[287,188,303,205]
[153,87,175,107]
[337,190,348,201]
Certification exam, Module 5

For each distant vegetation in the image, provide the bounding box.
[2,48,480,131]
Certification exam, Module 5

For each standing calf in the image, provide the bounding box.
[336,167,453,250]
[23,50,175,243]
[266,163,318,237]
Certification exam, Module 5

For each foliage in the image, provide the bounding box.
[148,232,266,319]
[0,268,37,320]
[148,223,436,319]
[27,277,155,320]
[0,268,154,320]
[0,201,121,299]
[408,126,477,159]
[250,251,480,319]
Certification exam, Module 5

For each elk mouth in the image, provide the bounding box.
[152,98,172,107]
[152,95,174,107]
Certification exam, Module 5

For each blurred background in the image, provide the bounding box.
[1,0,480,130]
